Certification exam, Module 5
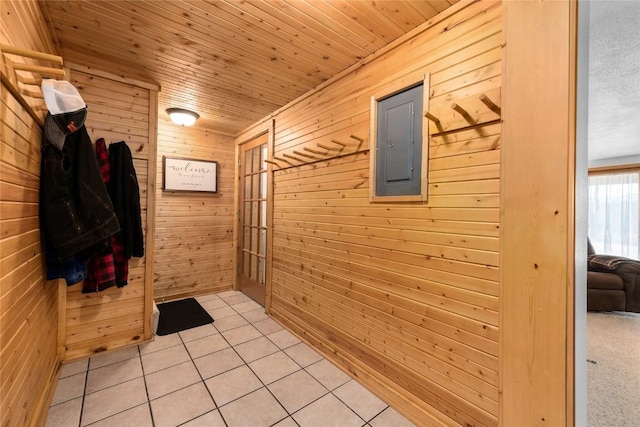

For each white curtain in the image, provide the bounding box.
[588,171,639,259]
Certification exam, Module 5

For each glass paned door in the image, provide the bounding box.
[238,133,269,306]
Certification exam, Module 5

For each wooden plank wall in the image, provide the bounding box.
[265,1,502,425]
[154,119,235,301]
[62,68,157,361]
[0,2,60,426]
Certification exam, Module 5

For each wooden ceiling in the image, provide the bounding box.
[41,1,458,135]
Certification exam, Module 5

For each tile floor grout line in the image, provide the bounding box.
[137,344,156,427]
[217,300,303,424]
[47,292,415,427]
[175,328,229,427]
[76,361,89,427]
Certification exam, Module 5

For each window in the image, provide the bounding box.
[370,74,429,202]
[588,170,640,258]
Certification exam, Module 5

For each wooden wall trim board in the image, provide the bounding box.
[144,89,158,340]
[500,1,576,425]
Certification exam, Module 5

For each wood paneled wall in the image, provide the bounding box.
[0,2,60,426]
[256,1,502,425]
[154,120,235,301]
[61,67,158,361]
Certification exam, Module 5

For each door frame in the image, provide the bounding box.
[234,119,275,313]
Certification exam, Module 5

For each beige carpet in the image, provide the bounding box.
[587,311,640,426]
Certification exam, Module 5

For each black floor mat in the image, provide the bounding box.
[156,298,214,336]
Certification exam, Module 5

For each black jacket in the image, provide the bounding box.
[109,141,144,258]
[40,126,119,260]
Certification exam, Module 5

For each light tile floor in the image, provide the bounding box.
[45,291,416,427]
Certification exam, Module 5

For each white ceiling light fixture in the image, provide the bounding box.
[166,108,200,126]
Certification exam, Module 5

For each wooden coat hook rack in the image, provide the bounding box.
[427,88,502,136]
[1,43,65,127]
[479,93,501,115]
[267,134,369,171]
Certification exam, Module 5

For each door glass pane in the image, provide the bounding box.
[259,228,266,257]
[251,201,259,227]
[260,201,267,228]
[244,151,252,174]
[252,147,261,173]
[244,202,251,226]
[243,226,251,251]
[260,171,267,199]
[252,173,260,199]
[243,251,250,276]
[251,226,259,255]
[261,145,267,171]
[259,257,266,285]
[244,175,251,200]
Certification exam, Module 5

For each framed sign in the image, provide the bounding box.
[162,156,218,193]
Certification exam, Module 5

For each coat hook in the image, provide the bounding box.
[273,155,293,165]
[264,159,279,166]
[424,112,440,123]
[451,103,475,124]
[330,139,346,148]
[282,152,304,162]
[317,143,341,151]
[350,135,364,151]
[479,94,501,115]
[303,147,327,155]
[293,150,317,159]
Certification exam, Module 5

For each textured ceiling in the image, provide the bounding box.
[42,0,458,135]
[588,0,640,163]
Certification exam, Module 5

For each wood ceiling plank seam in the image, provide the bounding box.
[62,46,297,112]
[244,0,372,62]
[332,0,407,42]
[260,0,373,60]
[429,0,460,14]
[285,0,385,51]
[47,5,335,91]
[272,10,502,133]
[408,0,443,19]
[50,16,326,94]
[137,0,346,76]
[368,0,439,31]
[190,0,360,67]
[158,79,288,111]
[246,0,493,135]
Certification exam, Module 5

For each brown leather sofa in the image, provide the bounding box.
[587,239,640,312]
